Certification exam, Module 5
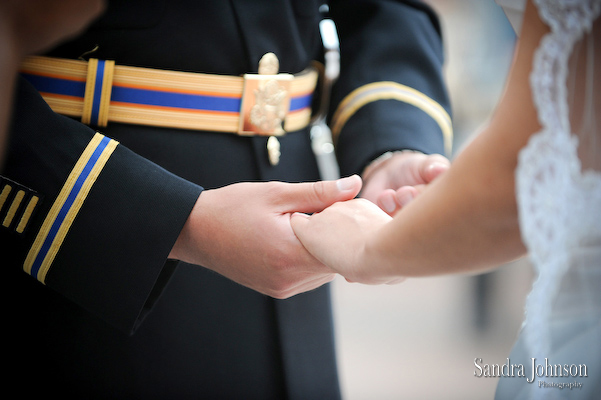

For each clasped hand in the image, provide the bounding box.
[170,151,448,296]
[292,151,449,285]
[291,198,400,284]
[169,175,363,299]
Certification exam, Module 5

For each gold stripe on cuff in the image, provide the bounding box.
[331,82,453,155]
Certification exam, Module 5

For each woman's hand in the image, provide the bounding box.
[291,198,404,285]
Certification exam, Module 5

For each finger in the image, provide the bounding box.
[377,185,420,215]
[281,175,362,214]
[376,189,399,215]
[393,186,420,209]
[419,155,450,183]
[290,212,312,242]
[289,212,329,267]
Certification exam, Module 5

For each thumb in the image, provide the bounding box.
[290,212,311,241]
[282,175,362,214]
[290,212,323,265]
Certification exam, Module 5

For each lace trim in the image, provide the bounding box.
[530,0,601,134]
[516,2,601,398]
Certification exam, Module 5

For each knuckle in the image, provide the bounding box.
[264,181,283,197]
[311,181,328,203]
[425,154,450,168]
[354,197,376,208]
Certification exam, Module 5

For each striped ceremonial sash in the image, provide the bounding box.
[20,56,318,134]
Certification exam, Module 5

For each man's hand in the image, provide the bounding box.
[169,175,362,299]
[360,151,449,215]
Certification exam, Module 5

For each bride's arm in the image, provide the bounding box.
[292,0,550,283]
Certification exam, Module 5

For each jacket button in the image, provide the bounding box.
[267,136,281,166]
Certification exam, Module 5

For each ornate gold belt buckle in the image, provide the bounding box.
[238,53,293,136]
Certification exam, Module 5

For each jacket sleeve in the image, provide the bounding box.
[328,0,452,176]
[1,77,203,333]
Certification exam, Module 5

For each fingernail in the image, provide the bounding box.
[381,195,396,213]
[336,175,358,191]
[427,162,448,176]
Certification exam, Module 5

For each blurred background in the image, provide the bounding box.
[311,1,536,399]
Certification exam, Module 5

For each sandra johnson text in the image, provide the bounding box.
[474,358,588,384]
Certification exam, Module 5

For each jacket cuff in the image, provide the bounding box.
[334,92,450,177]
[39,138,202,333]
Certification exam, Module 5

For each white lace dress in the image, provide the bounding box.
[495,0,601,399]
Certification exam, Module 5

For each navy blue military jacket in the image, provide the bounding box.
[3,0,450,398]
